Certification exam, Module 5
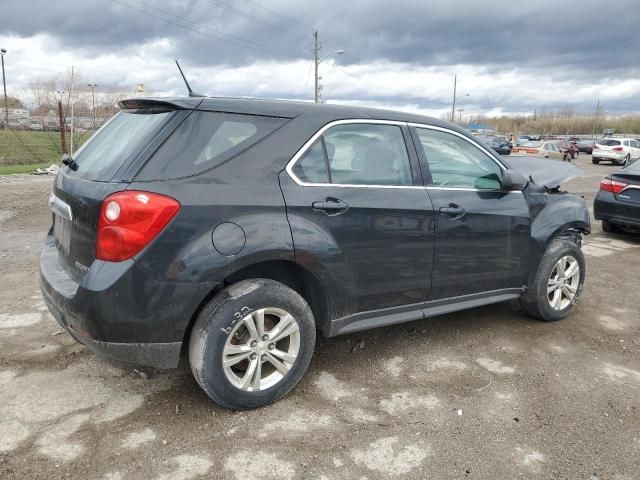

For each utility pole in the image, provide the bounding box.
[592,98,600,137]
[1,48,8,130]
[450,75,457,122]
[458,108,464,123]
[88,83,98,129]
[70,66,75,157]
[56,90,68,155]
[314,30,320,103]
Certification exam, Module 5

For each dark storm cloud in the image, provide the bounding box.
[2,0,638,70]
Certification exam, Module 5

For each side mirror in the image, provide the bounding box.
[502,169,528,191]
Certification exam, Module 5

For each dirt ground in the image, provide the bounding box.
[1,154,639,480]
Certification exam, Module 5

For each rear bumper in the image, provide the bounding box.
[592,152,626,162]
[594,191,640,228]
[39,234,217,368]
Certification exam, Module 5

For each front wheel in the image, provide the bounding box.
[520,238,585,321]
[189,279,316,410]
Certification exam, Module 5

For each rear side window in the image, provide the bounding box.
[289,123,414,186]
[68,109,175,181]
[138,111,287,180]
[291,140,329,183]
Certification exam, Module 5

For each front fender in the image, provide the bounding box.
[527,191,590,263]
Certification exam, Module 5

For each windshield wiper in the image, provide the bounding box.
[61,154,79,171]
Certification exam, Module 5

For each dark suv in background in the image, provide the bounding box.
[41,97,590,409]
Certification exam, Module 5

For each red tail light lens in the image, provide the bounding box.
[599,178,628,194]
[526,148,538,154]
[97,191,180,262]
[612,146,624,151]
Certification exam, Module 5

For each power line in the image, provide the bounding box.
[112,0,302,59]
[242,0,297,24]
[202,0,307,41]
[129,0,300,58]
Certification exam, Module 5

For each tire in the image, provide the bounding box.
[602,220,621,234]
[592,157,599,164]
[621,154,630,166]
[520,238,585,322]
[189,279,316,410]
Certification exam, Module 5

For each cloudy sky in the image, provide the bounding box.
[1,0,639,118]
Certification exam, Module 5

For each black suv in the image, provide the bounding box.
[41,97,590,409]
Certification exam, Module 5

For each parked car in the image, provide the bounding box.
[477,135,512,155]
[40,97,590,410]
[592,138,640,165]
[576,139,596,154]
[555,140,579,160]
[511,140,567,160]
[594,159,640,233]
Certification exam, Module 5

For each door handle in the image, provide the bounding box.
[312,197,349,216]
[439,203,466,219]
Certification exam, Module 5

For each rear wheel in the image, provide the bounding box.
[621,154,631,166]
[520,238,585,321]
[189,279,316,410]
[602,220,621,234]
[592,157,599,164]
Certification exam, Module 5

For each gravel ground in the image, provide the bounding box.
[0,155,639,480]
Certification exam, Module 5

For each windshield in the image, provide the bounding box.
[67,108,175,181]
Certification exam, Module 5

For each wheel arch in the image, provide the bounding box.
[181,259,333,354]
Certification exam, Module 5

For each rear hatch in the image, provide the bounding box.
[594,138,623,156]
[50,104,187,281]
[511,141,542,156]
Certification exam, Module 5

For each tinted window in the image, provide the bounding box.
[599,139,621,146]
[138,111,287,180]
[416,128,502,190]
[544,143,555,151]
[69,109,174,181]
[322,124,413,186]
[291,140,329,183]
[521,141,542,147]
[623,140,630,146]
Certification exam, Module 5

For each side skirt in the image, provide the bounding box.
[328,288,524,337]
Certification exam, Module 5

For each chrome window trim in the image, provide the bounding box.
[285,119,421,189]
[285,118,522,194]
[620,184,640,193]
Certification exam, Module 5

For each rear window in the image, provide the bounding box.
[622,159,640,173]
[137,111,287,180]
[598,139,621,146]
[68,109,175,181]
[520,141,542,147]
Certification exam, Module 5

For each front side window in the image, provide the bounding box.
[416,128,502,190]
[291,123,413,186]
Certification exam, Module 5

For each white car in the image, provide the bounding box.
[592,138,640,165]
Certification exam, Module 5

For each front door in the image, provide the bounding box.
[280,121,435,319]
[411,125,531,299]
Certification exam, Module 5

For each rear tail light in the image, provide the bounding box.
[593,145,599,149]
[526,148,538,154]
[97,191,180,262]
[612,147,624,152]
[599,178,628,194]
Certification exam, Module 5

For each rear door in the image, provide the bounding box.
[410,125,531,299]
[50,107,185,281]
[280,120,435,318]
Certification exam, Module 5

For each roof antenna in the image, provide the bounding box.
[175,59,205,97]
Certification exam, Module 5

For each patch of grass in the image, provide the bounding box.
[0,130,91,167]
[0,162,53,175]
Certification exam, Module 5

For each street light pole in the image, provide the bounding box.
[88,83,98,129]
[1,48,8,130]
[450,75,457,122]
[313,30,343,103]
[314,30,319,103]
